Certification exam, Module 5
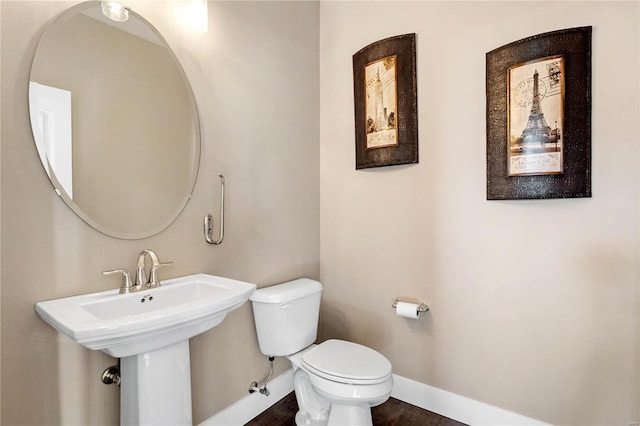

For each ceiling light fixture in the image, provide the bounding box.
[185,0,208,33]
[101,1,129,23]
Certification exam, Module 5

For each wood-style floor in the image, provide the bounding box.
[245,392,468,426]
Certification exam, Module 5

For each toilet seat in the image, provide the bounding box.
[302,339,392,385]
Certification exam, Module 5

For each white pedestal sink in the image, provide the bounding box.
[35,273,256,425]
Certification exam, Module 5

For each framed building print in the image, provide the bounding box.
[353,33,418,170]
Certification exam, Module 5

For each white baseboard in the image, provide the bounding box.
[199,369,294,426]
[391,374,550,426]
[200,370,550,426]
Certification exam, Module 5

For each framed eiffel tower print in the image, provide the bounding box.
[486,27,591,200]
[508,57,564,176]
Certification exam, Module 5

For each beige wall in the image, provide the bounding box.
[2,1,639,425]
[319,1,639,425]
[0,1,319,425]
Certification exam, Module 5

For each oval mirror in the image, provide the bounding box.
[29,1,200,239]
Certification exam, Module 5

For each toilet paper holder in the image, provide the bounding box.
[392,298,429,313]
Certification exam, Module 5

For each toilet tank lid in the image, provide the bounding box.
[250,278,322,304]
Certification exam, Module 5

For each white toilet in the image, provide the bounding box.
[250,278,393,426]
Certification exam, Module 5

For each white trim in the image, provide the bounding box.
[199,370,294,426]
[391,374,550,426]
[199,370,550,426]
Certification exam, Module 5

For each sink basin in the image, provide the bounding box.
[35,273,256,357]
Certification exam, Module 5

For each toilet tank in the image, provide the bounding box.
[250,279,322,357]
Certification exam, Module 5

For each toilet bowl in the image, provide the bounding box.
[250,279,393,426]
[290,340,393,425]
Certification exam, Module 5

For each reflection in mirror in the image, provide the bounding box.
[101,1,130,22]
[29,1,200,239]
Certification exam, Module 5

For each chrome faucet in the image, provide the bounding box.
[103,250,172,294]
[135,249,172,289]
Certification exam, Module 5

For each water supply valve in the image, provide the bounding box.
[248,356,275,396]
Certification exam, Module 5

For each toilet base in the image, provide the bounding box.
[295,402,372,426]
[327,403,372,426]
[295,410,326,426]
[293,368,329,425]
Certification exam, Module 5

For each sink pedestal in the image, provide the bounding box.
[120,340,192,425]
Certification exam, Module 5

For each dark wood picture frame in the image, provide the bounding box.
[353,33,418,170]
[486,27,592,199]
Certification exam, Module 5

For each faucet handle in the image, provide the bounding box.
[148,261,173,288]
[102,269,133,294]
